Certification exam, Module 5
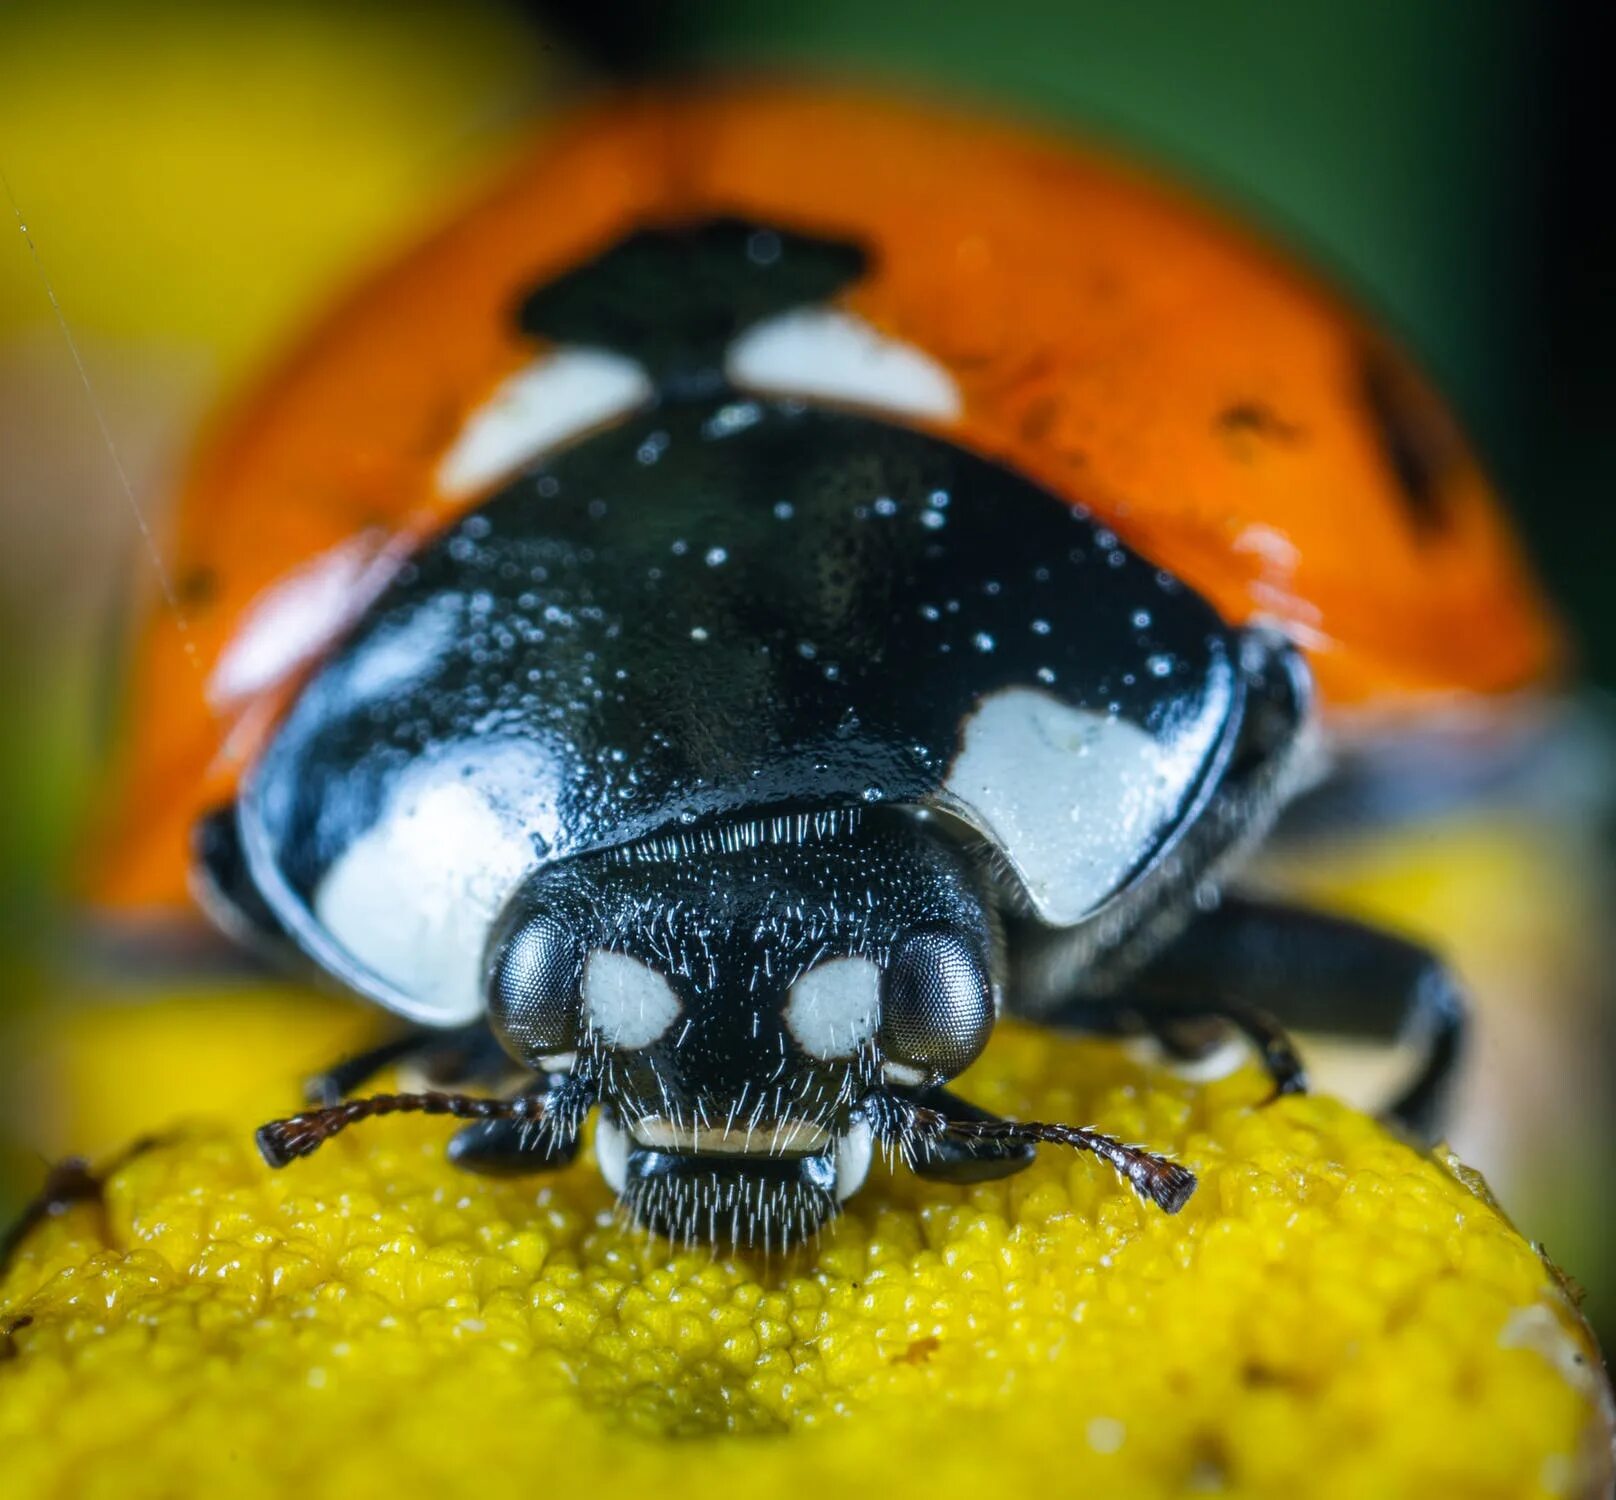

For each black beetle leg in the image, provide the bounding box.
[0,1134,171,1276]
[302,1022,512,1106]
[1050,991,1308,1103]
[1046,895,1467,1141]
[445,1074,585,1176]
[882,1085,1040,1184]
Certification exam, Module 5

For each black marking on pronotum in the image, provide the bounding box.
[516,216,868,398]
[1360,345,1459,536]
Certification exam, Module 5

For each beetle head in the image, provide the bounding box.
[481,809,997,1244]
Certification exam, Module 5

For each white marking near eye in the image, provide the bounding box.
[785,956,881,1060]
[436,346,654,498]
[725,307,961,422]
[882,1060,929,1090]
[944,688,1223,926]
[834,1122,875,1202]
[582,950,681,1049]
[594,1115,630,1195]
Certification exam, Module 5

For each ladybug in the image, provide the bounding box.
[90,85,1561,1246]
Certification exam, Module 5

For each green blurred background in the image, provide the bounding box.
[2,0,1611,1339]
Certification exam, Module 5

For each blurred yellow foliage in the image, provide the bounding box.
[0,0,551,378]
[2,1019,1610,1500]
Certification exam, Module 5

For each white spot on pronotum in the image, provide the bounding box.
[784,956,881,1059]
[944,688,1221,925]
[436,347,653,497]
[726,308,961,422]
[314,774,535,1024]
[582,950,681,1049]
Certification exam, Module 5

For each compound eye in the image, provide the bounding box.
[485,907,586,1063]
[879,931,994,1082]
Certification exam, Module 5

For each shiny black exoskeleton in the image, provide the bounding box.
[217,220,1465,1245]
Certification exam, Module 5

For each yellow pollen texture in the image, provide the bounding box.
[1,1021,1610,1500]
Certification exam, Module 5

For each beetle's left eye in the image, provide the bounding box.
[485,907,586,1063]
[879,932,994,1081]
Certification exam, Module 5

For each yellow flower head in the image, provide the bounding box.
[2,1020,1610,1500]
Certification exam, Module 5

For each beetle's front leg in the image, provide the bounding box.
[868,1085,1037,1183]
[446,1071,589,1176]
[867,1086,1195,1210]
[1045,895,1467,1141]
[302,1021,515,1105]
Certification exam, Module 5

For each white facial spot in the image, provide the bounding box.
[582,950,681,1049]
[313,774,535,1025]
[785,956,881,1060]
[834,1122,875,1202]
[725,307,961,422]
[208,532,389,707]
[436,347,654,498]
[882,1060,930,1090]
[945,688,1220,926]
[594,1115,630,1196]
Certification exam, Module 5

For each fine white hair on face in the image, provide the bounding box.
[436,346,654,498]
[582,949,682,1049]
[725,307,962,422]
[784,956,881,1060]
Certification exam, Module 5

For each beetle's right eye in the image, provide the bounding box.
[486,910,586,1061]
[879,931,994,1083]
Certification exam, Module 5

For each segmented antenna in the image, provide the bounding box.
[256,1091,544,1167]
[909,1105,1197,1213]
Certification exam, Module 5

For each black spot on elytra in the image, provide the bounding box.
[515,217,868,400]
[1360,347,1460,537]
[175,567,219,607]
[1217,401,1304,444]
